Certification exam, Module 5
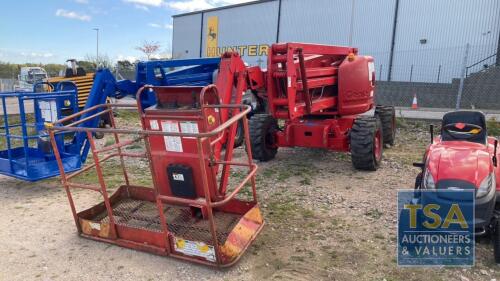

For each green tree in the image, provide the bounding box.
[77,60,96,73]
[116,60,134,72]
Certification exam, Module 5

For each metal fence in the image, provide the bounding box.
[375,44,499,110]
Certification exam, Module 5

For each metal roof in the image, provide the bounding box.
[172,0,277,17]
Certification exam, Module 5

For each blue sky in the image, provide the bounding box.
[0,0,251,64]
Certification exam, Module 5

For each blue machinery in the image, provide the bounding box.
[0,57,221,181]
[0,85,83,181]
[123,57,221,108]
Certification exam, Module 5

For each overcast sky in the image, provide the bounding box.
[0,0,253,64]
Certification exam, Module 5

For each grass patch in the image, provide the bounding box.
[290,255,305,262]
[276,162,319,182]
[301,208,315,218]
[266,199,297,221]
[104,138,115,146]
[261,168,276,178]
[365,208,383,219]
[395,117,409,129]
[299,177,312,185]
[487,117,500,136]
[114,110,140,125]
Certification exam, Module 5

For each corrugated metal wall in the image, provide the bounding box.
[279,0,395,81]
[278,0,352,45]
[201,1,279,67]
[391,0,500,83]
[172,0,500,83]
[172,13,202,59]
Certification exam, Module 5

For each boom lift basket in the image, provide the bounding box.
[48,85,263,267]
[0,84,83,181]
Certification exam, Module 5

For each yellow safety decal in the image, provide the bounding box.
[207,115,216,125]
[173,237,216,262]
[44,122,54,130]
[176,238,186,249]
[197,244,209,253]
[206,16,218,57]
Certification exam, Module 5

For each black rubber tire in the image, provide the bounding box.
[249,114,278,161]
[494,219,500,264]
[99,113,112,127]
[233,120,244,148]
[94,131,105,139]
[414,172,423,189]
[375,105,396,146]
[350,116,383,171]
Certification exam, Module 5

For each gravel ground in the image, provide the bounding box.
[0,117,499,281]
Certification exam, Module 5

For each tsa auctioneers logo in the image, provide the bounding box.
[397,190,474,266]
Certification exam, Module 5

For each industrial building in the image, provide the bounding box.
[172,0,500,84]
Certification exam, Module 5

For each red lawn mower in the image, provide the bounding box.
[414,110,500,263]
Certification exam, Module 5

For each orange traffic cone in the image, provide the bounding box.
[411,94,418,109]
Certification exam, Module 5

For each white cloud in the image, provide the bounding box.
[216,0,254,4]
[134,4,150,11]
[166,0,254,12]
[123,0,163,7]
[55,9,91,21]
[167,0,213,12]
[20,52,54,58]
[75,0,89,4]
[116,54,138,62]
[0,49,60,63]
[148,23,173,30]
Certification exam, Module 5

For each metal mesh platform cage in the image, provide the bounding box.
[48,98,263,267]
[91,196,241,245]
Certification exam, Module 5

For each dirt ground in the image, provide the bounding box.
[0,115,499,281]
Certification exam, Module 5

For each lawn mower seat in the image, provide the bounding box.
[441,110,487,144]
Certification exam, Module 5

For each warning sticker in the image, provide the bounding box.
[172,173,185,181]
[149,120,159,130]
[161,120,182,152]
[39,100,58,122]
[174,237,216,262]
[89,222,101,231]
[180,121,199,134]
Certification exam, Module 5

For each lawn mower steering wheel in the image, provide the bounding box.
[443,123,483,140]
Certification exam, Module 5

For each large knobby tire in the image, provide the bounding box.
[249,114,278,161]
[375,105,396,146]
[494,219,500,264]
[350,116,383,171]
[233,120,244,148]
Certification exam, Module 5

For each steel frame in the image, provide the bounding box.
[0,88,82,181]
[48,98,263,267]
[266,42,374,152]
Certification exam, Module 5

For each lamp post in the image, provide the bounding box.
[93,28,99,62]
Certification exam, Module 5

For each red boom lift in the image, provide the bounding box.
[48,43,395,267]
[248,43,395,170]
[48,53,264,267]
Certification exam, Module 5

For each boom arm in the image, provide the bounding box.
[69,58,223,163]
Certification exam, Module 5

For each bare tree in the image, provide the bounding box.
[84,54,113,69]
[136,41,161,60]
